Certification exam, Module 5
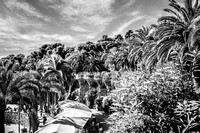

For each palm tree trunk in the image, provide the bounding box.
[32,112,38,133]
[47,92,50,109]
[66,85,72,100]
[0,99,6,133]
[18,100,21,133]
[0,106,5,133]
[28,112,32,133]
[28,109,39,133]
[65,79,75,100]
[192,56,200,93]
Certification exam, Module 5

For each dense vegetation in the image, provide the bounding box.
[1,0,200,132]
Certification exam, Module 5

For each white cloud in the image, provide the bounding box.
[76,34,96,40]
[123,0,136,8]
[39,0,115,25]
[4,48,21,51]
[3,0,50,21]
[83,14,114,26]
[0,55,6,59]
[0,32,78,53]
[38,0,117,36]
[41,0,115,16]
[32,34,78,43]
[70,25,90,32]
[14,33,77,46]
[0,16,78,52]
[129,11,140,16]
[86,35,96,39]
[112,16,144,36]
[0,15,46,44]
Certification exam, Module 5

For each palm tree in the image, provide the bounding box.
[125,30,134,42]
[114,34,124,43]
[116,47,131,70]
[14,71,42,133]
[83,54,108,73]
[128,26,156,70]
[36,55,66,106]
[182,23,200,92]
[0,64,41,133]
[66,50,89,73]
[155,0,200,65]
[102,49,118,71]
[151,0,200,89]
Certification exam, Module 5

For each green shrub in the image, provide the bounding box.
[173,100,200,133]
[107,63,200,133]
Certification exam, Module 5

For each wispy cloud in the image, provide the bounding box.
[39,0,115,33]
[0,15,77,52]
[82,14,114,26]
[41,0,115,17]
[28,34,78,44]
[4,48,21,51]
[3,0,50,21]
[128,10,140,16]
[70,25,90,32]
[76,34,96,40]
[0,0,174,56]
[112,16,144,36]
[122,0,136,9]
[1,33,78,48]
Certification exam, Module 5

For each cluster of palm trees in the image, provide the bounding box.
[0,52,74,132]
[1,0,200,132]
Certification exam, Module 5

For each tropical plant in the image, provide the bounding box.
[0,65,42,133]
[125,30,134,42]
[127,26,157,71]
[107,62,200,133]
[174,100,200,133]
[151,0,200,87]
[16,71,42,133]
[36,55,66,105]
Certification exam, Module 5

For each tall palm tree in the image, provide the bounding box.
[66,50,89,73]
[116,47,131,70]
[182,23,200,91]
[125,30,134,42]
[128,26,156,70]
[0,65,41,133]
[40,54,75,100]
[152,0,200,89]
[14,71,42,133]
[155,0,200,66]
[102,49,118,71]
[36,55,66,104]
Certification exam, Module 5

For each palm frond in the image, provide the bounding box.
[50,83,65,96]
[163,8,183,20]
[193,0,199,9]
[157,40,176,63]
[158,15,181,23]
[145,51,158,72]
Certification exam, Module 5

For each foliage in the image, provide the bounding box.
[86,88,98,109]
[107,63,200,133]
[0,0,200,132]
[174,100,200,133]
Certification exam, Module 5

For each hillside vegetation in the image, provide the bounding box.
[1,0,200,132]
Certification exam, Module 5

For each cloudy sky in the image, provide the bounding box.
[0,0,182,57]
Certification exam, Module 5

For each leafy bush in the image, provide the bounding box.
[174,100,200,133]
[107,63,200,133]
